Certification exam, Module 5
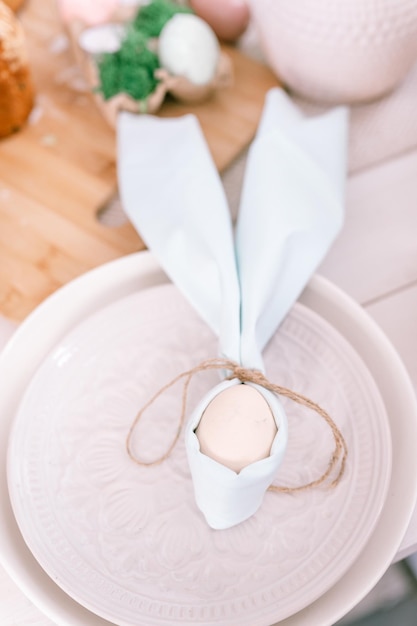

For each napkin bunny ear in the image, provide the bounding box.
[236,89,348,370]
[117,112,241,363]
[118,88,348,371]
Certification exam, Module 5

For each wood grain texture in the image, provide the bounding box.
[0,0,279,321]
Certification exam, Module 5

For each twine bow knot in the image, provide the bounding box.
[126,358,348,493]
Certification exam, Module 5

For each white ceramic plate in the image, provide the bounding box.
[6,281,390,626]
[0,252,416,626]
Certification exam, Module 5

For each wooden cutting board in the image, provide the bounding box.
[0,0,279,321]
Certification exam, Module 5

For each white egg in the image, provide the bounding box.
[78,23,125,55]
[158,14,220,86]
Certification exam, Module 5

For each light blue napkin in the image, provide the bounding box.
[117,87,348,528]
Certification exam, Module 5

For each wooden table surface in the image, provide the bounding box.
[0,0,278,321]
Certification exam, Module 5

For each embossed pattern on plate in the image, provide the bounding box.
[7,283,391,626]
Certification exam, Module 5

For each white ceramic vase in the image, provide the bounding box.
[248,0,417,103]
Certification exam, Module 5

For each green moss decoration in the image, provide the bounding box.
[96,28,160,101]
[95,1,195,103]
[133,0,193,38]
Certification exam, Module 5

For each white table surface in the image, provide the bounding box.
[2,23,417,626]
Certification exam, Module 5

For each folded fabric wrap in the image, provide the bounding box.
[118,87,348,528]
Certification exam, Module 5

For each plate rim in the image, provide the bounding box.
[0,251,416,626]
[5,284,392,626]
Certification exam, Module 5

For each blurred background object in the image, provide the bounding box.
[0,0,34,138]
[248,0,417,104]
[57,0,119,26]
[190,0,250,43]
[2,0,25,12]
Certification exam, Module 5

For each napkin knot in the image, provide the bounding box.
[225,364,267,386]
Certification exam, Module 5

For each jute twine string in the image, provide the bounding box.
[126,358,348,494]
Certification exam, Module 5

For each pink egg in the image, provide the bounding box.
[190,0,250,42]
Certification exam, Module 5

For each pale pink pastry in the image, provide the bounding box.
[57,0,118,26]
